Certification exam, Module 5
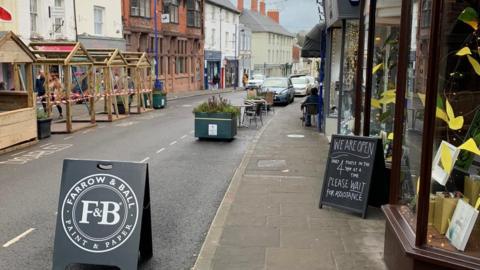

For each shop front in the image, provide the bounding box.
[323,0,360,138]
[338,0,480,269]
[224,58,239,88]
[204,50,221,90]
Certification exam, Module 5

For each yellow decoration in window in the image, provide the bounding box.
[467,55,480,76]
[387,133,394,140]
[475,198,480,210]
[371,98,381,109]
[458,138,480,156]
[440,142,453,174]
[456,47,472,56]
[379,95,396,105]
[372,63,383,74]
[445,99,464,130]
[382,89,396,98]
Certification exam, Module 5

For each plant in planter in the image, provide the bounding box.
[37,108,52,139]
[153,90,167,109]
[193,96,240,140]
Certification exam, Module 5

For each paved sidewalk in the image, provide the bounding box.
[193,102,387,270]
[167,88,237,101]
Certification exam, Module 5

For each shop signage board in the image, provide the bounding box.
[52,159,152,270]
[320,135,385,218]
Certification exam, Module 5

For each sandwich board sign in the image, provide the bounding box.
[319,135,386,218]
[52,159,152,270]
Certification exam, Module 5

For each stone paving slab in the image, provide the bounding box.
[193,101,387,270]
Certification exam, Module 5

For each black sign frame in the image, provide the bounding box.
[52,159,152,270]
[319,135,385,218]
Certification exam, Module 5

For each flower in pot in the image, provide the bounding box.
[193,96,240,140]
[37,108,52,139]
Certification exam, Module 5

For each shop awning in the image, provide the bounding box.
[301,24,325,58]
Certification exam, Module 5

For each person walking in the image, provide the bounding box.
[48,74,63,119]
[35,71,47,112]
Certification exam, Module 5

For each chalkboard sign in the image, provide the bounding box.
[52,159,152,270]
[320,135,385,218]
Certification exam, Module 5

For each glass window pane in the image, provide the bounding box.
[328,28,342,117]
[340,20,359,135]
[368,0,402,140]
[425,1,480,258]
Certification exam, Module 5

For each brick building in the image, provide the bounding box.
[121,0,205,92]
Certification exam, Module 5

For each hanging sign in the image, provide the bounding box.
[319,135,386,218]
[161,14,170,23]
[52,159,152,270]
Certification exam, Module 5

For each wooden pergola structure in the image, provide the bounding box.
[0,32,37,152]
[123,52,153,114]
[30,41,96,133]
[87,48,130,122]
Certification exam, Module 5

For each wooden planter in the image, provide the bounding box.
[194,112,237,140]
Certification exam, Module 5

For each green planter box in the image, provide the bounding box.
[194,112,237,140]
[153,91,167,109]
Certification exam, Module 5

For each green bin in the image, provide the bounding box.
[153,90,166,109]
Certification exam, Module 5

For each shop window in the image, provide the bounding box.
[368,1,401,140]
[327,28,342,118]
[424,1,480,258]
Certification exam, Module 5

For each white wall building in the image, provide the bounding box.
[239,0,295,77]
[204,0,240,89]
[0,0,124,48]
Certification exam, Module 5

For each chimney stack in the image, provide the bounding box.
[267,10,280,23]
[237,0,244,11]
[260,0,266,15]
[251,0,258,12]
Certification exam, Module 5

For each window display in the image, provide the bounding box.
[328,28,342,117]
[369,1,402,146]
[424,2,480,258]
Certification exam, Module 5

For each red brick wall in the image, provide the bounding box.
[122,0,205,92]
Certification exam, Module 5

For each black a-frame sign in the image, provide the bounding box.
[52,159,152,269]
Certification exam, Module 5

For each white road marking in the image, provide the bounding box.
[170,141,177,146]
[156,148,165,154]
[180,135,187,139]
[64,136,73,140]
[40,143,52,147]
[82,129,93,134]
[116,121,138,127]
[182,104,192,107]
[10,150,27,157]
[2,228,35,248]
[98,126,106,129]
[140,157,150,163]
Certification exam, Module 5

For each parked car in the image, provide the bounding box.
[291,76,310,96]
[260,77,295,105]
[304,75,319,92]
[246,74,265,89]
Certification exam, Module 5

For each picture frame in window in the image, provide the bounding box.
[432,141,460,186]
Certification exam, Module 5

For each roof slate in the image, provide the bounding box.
[240,10,294,37]
[206,0,240,14]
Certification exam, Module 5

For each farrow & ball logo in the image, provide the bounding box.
[61,173,139,253]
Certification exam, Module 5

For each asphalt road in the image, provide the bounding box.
[0,91,274,270]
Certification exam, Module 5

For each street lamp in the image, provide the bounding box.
[154,0,161,90]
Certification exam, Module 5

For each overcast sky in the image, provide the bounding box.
[229,0,320,33]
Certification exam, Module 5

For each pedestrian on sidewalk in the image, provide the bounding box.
[35,71,47,112]
[213,74,219,89]
[242,71,249,88]
[301,87,319,127]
